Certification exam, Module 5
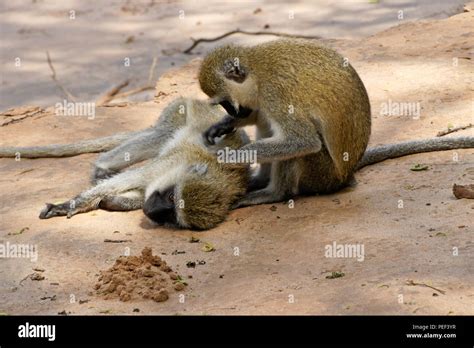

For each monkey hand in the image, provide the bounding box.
[204,122,236,145]
[39,202,79,219]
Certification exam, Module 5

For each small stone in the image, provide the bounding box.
[186,261,196,268]
[30,273,45,281]
[174,283,185,291]
[119,291,131,302]
[152,289,168,302]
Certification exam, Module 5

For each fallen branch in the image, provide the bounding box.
[101,102,129,107]
[96,80,130,106]
[104,239,132,243]
[112,85,154,100]
[436,123,473,137]
[183,29,321,54]
[19,273,34,286]
[1,107,44,126]
[406,279,446,295]
[96,56,157,106]
[46,51,77,102]
[2,110,42,126]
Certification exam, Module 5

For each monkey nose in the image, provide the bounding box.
[143,197,177,226]
[143,205,177,226]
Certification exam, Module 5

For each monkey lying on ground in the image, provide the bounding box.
[0,98,249,230]
[198,39,474,207]
[1,103,470,224]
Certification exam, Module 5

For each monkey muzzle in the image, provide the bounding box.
[143,190,177,226]
[215,100,253,119]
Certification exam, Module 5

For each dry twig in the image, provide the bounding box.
[183,29,321,54]
[46,51,77,101]
[96,57,157,106]
[436,123,473,137]
[96,80,130,106]
[1,107,44,126]
[406,279,446,295]
[112,86,154,100]
[104,239,132,243]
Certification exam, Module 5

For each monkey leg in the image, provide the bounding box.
[39,186,113,219]
[39,196,101,219]
[233,187,282,208]
[40,167,149,219]
[247,118,274,191]
[92,128,170,183]
[39,201,80,219]
[39,192,138,219]
[234,160,299,208]
[99,190,144,211]
[247,163,272,192]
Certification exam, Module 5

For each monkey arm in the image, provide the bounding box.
[238,135,322,164]
[91,107,193,183]
[91,128,172,182]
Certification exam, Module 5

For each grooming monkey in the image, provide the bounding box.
[13,98,249,230]
[198,39,474,207]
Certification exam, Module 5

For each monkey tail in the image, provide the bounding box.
[0,131,142,158]
[357,136,474,170]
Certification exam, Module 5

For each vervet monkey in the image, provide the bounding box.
[33,98,249,230]
[198,39,474,207]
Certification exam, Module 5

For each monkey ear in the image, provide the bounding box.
[188,163,208,176]
[223,58,247,83]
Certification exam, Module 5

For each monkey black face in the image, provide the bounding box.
[143,187,177,226]
[218,100,253,119]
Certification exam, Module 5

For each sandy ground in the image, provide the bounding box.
[0,3,473,315]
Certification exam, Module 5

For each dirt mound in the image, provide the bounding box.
[94,247,186,303]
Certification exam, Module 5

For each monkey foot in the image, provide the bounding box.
[39,202,79,219]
